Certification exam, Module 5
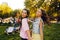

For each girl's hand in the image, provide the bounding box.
[28,19,33,22]
[40,35,43,40]
[28,37,32,40]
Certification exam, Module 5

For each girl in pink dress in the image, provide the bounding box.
[20,9,31,40]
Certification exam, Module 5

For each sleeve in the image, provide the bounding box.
[23,19,29,31]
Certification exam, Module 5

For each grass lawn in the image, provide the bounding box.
[0,25,20,40]
[0,23,60,40]
[44,23,60,40]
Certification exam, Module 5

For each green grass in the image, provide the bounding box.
[0,23,60,40]
[0,26,20,40]
[44,23,60,40]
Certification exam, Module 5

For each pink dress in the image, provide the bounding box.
[20,18,29,39]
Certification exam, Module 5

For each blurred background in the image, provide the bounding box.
[0,0,60,40]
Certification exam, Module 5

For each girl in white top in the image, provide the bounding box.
[31,9,49,40]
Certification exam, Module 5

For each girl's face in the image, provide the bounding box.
[22,10,27,18]
[36,9,42,17]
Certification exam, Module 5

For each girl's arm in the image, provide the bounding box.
[26,30,32,40]
[39,22,43,40]
[24,19,32,40]
[28,19,33,23]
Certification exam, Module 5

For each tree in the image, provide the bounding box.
[0,2,12,18]
[25,0,45,18]
[40,0,60,21]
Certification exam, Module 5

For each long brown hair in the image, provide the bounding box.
[40,9,49,24]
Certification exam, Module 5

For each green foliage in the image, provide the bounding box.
[25,0,45,18]
[25,0,60,21]
[44,23,60,40]
[0,23,60,40]
[0,26,20,40]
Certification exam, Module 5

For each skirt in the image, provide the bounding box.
[32,33,41,40]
